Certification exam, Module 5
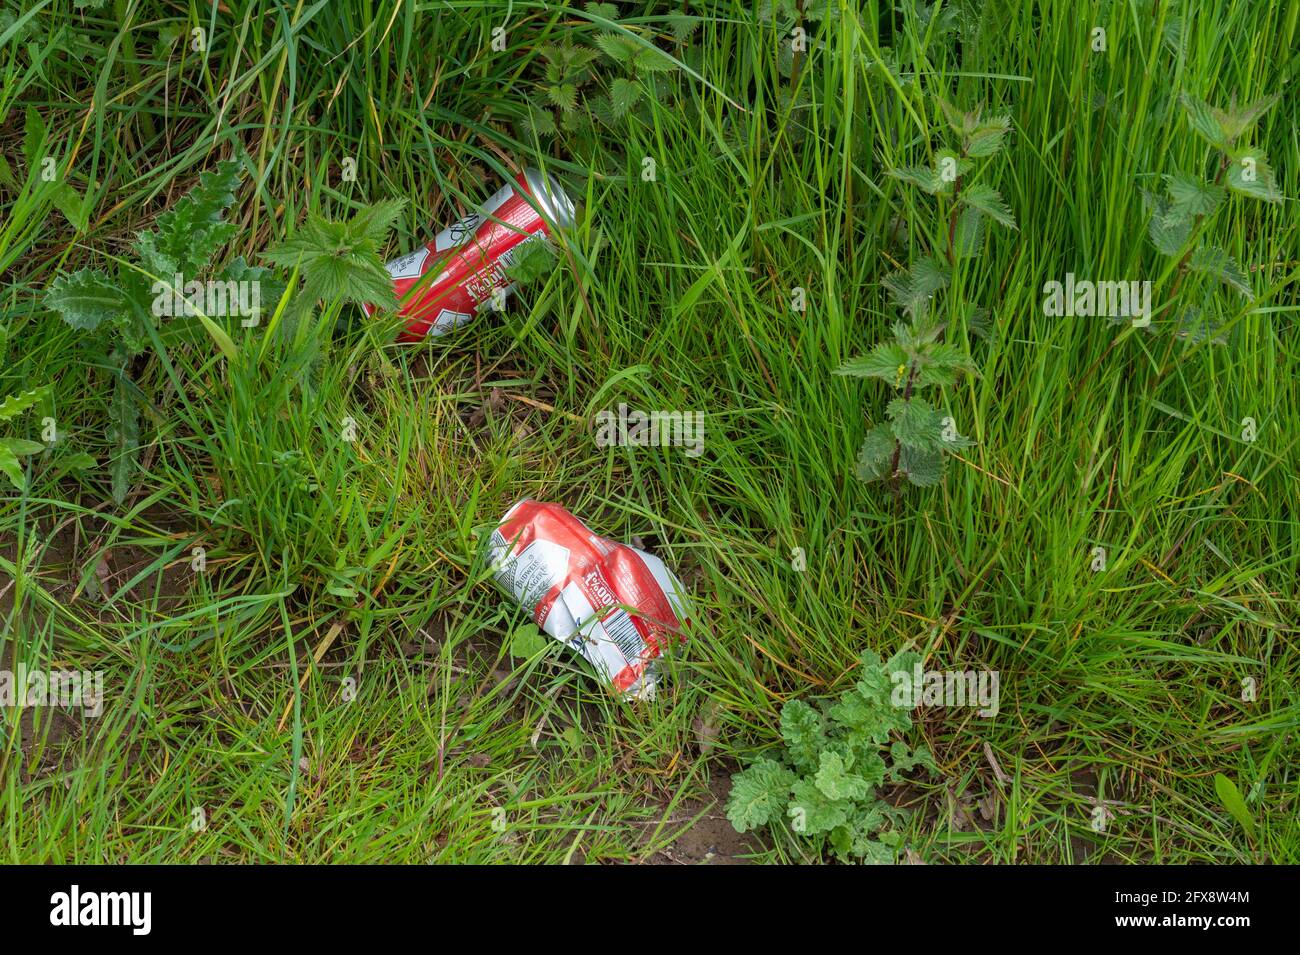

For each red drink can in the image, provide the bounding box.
[364,168,576,342]
[487,500,691,700]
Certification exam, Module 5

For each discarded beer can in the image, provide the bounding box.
[364,168,576,342]
[486,500,691,700]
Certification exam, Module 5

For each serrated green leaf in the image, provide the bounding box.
[137,160,242,279]
[1165,172,1225,217]
[917,340,973,381]
[887,165,945,195]
[883,255,949,318]
[951,205,985,259]
[1144,191,1193,255]
[886,396,945,451]
[547,83,578,111]
[726,758,796,833]
[854,423,897,483]
[1188,245,1252,298]
[593,33,637,64]
[900,444,946,487]
[1215,93,1279,142]
[1225,149,1282,202]
[609,77,640,116]
[960,182,1016,228]
[632,44,675,72]
[964,114,1011,157]
[45,270,126,331]
[835,342,909,382]
[1180,92,1227,148]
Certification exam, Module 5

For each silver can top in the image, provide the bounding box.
[522,167,577,230]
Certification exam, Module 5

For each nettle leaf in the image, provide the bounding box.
[888,165,946,194]
[1143,190,1192,256]
[350,199,409,244]
[502,237,558,286]
[814,750,871,801]
[632,44,675,73]
[1175,302,1228,346]
[1215,93,1279,142]
[666,13,702,40]
[780,699,827,775]
[585,1,620,22]
[915,341,973,390]
[964,114,1012,157]
[788,779,852,834]
[609,77,641,117]
[835,342,908,382]
[1165,172,1225,217]
[547,82,578,111]
[952,205,985,259]
[526,103,557,136]
[1180,92,1227,148]
[960,182,1016,229]
[963,304,994,345]
[935,95,968,135]
[1188,245,1252,298]
[593,32,638,65]
[886,396,945,451]
[854,422,897,483]
[45,269,127,331]
[900,444,946,487]
[726,758,796,833]
[262,201,407,309]
[883,255,949,318]
[1225,149,1282,203]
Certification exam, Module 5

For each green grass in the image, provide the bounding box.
[1,0,1297,863]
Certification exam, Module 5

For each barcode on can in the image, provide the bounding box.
[599,608,644,663]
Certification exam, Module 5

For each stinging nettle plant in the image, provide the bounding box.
[726,648,937,864]
[838,94,1013,488]
[1143,92,1283,342]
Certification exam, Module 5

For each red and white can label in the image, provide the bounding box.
[364,169,576,342]
[486,500,690,700]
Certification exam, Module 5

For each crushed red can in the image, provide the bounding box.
[486,499,691,700]
[364,168,576,342]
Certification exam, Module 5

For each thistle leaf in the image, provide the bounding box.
[45,270,127,331]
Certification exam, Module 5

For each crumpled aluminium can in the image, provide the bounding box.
[364,168,576,341]
[486,500,690,700]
